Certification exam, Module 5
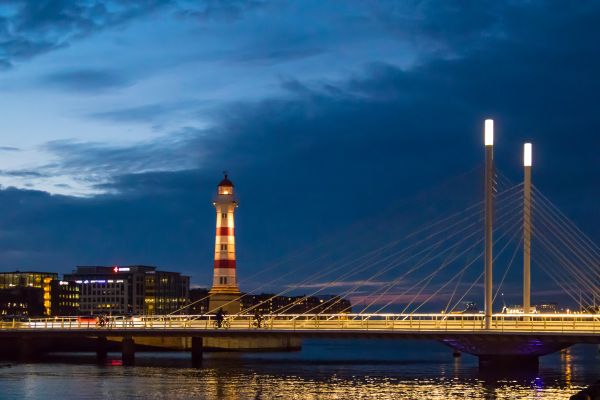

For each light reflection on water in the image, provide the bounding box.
[1,340,598,399]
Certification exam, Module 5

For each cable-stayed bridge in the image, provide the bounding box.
[1,120,599,368]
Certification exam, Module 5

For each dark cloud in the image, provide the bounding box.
[0,1,598,308]
[0,0,269,69]
[0,0,172,68]
[0,146,20,152]
[88,100,213,124]
[40,68,130,92]
[41,130,205,179]
[231,47,324,66]
[175,0,265,22]
[0,169,48,178]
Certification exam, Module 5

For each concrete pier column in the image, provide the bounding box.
[191,337,204,366]
[121,337,135,366]
[96,336,108,363]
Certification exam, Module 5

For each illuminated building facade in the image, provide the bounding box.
[64,265,189,315]
[48,280,80,316]
[0,271,58,317]
[0,271,58,289]
[208,174,242,314]
[144,270,190,314]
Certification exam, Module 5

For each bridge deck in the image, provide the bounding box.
[1,313,599,337]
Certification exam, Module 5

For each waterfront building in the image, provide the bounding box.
[64,265,189,315]
[47,279,80,316]
[145,270,190,314]
[208,174,242,314]
[0,271,60,317]
[189,288,210,314]
[0,286,44,317]
[0,271,58,289]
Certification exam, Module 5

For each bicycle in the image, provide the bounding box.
[212,318,231,329]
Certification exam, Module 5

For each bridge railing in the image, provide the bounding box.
[4,313,600,333]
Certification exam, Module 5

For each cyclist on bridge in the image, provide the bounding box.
[253,310,263,328]
[215,308,225,328]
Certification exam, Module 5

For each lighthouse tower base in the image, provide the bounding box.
[208,290,242,315]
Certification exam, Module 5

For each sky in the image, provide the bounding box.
[0,1,598,310]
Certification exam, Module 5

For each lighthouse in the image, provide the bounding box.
[208,173,242,314]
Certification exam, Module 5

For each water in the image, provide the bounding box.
[0,340,597,399]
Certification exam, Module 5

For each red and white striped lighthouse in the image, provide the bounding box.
[208,173,241,313]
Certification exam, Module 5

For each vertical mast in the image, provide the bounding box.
[484,119,494,329]
[523,143,532,314]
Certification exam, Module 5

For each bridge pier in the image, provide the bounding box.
[121,337,135,366]
[96,337,108,363]
[191,337,203,366]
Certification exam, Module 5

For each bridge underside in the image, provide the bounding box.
[0,329,595,369]
[442,335,573,357]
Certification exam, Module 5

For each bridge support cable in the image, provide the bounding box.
[169,225,370,315]
[294,240,449,318]
[531,226,600,302]
[226,242,393,317]
[407,214,523,316]
[207,180,520,319]
[194,241,377,317]
[257,182,523,318]
[361,189,519,313]
[531,193,600,282]
[532,251,594,309]
[204,197,473,317]
[254,197,506,317]
[354,184,518,313]
[492,232,523,305]
[530,203,600,296]
[232,188,502,317]
[279,206,486,317]
[495,170,599,310]
[367,208,523,316]
[252,240,405,316]
[399,247,460,315]
[180,178,492,317]
[327,189,524,318]
[531,232,599,306]
[447,270,484,314]
[533,251,593,309]
[532,185,600,262]
[442,263,468,314]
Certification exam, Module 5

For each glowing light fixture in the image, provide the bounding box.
[484,119,494,146]
[524,142,532,167]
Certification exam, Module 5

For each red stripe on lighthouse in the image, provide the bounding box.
[214,259,237,269]
[217,227,234,236]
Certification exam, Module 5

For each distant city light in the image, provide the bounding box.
[484,119,494,146]
[524,143,532,167]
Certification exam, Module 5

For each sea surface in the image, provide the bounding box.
[0,339,597,399]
